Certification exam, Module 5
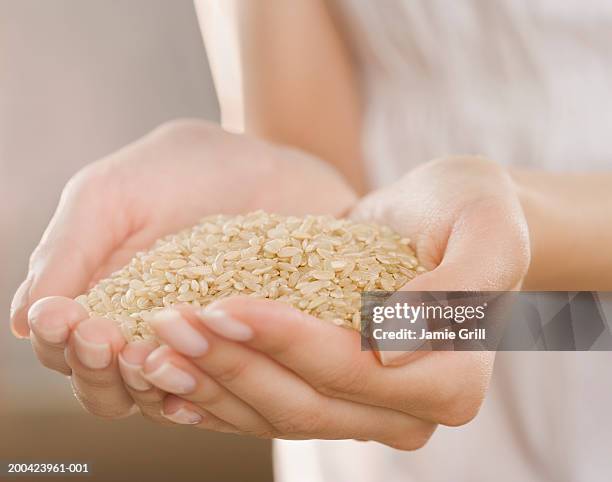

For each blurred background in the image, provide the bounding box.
[0,1,271,480]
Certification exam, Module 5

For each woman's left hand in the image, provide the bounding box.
[143,156,530,449]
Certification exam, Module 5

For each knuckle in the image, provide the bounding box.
[63,163,108,200]
[83,401,132,420]
[32,342,72,374]
[28,245,42,268]
[130,391,164,409]
[430,381,484,426]
[385,422,437,451]
[39,357,71,375]
[431,354,491,426]
[388,432,433,451]
[195,418,230,433]
[64,346,122,391]
[268,405,325,437]
[192,384,225,406]
[75,371,119,390]
[72,386,132,420]
[440,397,484,427]
[211,359,250,385]
[316,359,367,398]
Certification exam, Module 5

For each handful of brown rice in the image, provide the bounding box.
[76,211,425,341]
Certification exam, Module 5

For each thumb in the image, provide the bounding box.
[10,169,124,338]
[377,201,530,366]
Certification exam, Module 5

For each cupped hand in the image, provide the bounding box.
[9,119,356,421]
[144,156,530,448]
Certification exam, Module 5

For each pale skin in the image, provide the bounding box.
[10,120,358,423]
[10,133,527,445]
[196,0,612,290]
[9,0,612,448]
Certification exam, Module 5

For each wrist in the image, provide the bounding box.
[509,168,609,290]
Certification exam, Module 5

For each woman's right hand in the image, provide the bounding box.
[134,155,530,448]
[9,119,356,422]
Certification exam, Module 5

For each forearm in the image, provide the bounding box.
[196,0,367,194]
[511,169,612,290]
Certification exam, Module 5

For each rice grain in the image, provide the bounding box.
[76,211,424,341]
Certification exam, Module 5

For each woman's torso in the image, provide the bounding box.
[275,1,612,481]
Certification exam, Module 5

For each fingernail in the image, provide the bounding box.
[10,275,34,338]
[162,407,202,425]
[149,309,208,357]
[144,362,196,394]
[371,304,429,366]
[197,309,253,341]
[378,350,422,366]
[118,353,152,391]
[73,329,112,369]
[29,316,69,344]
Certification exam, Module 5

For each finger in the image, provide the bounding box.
[64,317,135,419]
[162,393,433,450]
[351,169,529,364]
[27,297,89,375]
[118,340,171,425]
[10,167,124,338]
[375,199,529,366]
[193,298,492,426]
[143,345,274,437]
[148,309,435,446]
[404,198,530,291]
[30,334,71,376]
[162,395,239,433]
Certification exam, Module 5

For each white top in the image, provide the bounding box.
[275,1,612,481]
